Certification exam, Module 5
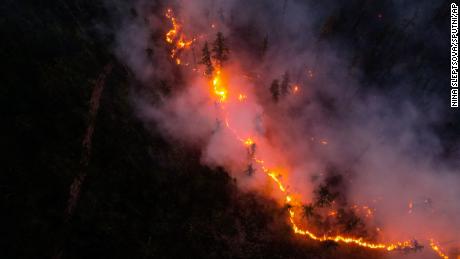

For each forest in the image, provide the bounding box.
[2,1,458,259]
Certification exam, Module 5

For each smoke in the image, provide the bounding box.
[113,0,459,257]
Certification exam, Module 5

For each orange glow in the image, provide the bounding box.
[212,69,228,102]
[430,239,449,259]
[328,210,337,217]
[363,206,374,217]
[244,138,254,146]
[238,94,247,101]
[293,85,300,94]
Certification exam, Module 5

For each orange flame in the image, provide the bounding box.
[430,239,449,259]
[212,69,228,102]
[165,9,178,44]
[244,138,254,146]
[165,9,195,64]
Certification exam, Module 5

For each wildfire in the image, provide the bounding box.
[289,208,412,250]
[165,9,177,43]
[162,9,451,258]
[212,69,228,102]
[165,8,195,64]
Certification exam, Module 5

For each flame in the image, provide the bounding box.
[238,94,247,101]
[267,171,287,192]
[430,239,449,259]
[289,208,413,250]
[163,9,450,258]
[293,85,300,94]
[165,9,195,63]
[212,69,228,102]
[244,138,254,146]
[165,9,178,44]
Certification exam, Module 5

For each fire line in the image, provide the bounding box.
[163,8,450,258]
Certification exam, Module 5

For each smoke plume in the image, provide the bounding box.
[113,0,459,257]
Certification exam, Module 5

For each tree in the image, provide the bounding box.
[303,203,315,219]
[269,79,280,102]
[212,32,229,66]
[314,185,337,208]
[199,42,214,77]
[280,72,290,96]
[261,35,268,58]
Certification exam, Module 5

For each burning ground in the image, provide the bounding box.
[2,0,459,259]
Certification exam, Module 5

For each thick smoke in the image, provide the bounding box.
[114,0,459,257]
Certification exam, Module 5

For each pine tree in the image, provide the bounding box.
[199,42,214,77]
[245,163,255,176]
[269,79,280,102]
[280,72,290,96]
[261,36,268,58]
[212,32,229,66]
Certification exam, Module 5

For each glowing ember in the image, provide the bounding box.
[430,239,449,259]
[292,85,300,94]
[244,138,254,146]
[328,210,337,217]
[238,94,247,101]
[165,9,195,63]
